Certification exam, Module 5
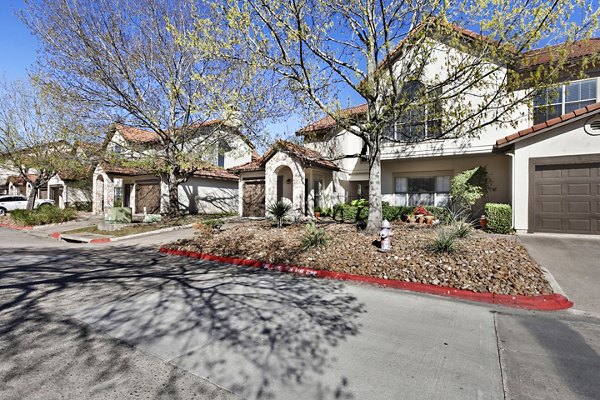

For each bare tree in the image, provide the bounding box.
[0,77,94,210]
[22,0,283,216]
[206,0,599,232]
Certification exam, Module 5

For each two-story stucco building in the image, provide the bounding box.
[93,121,257,215]
[233,25,600,235]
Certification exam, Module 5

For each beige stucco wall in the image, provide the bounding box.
[265,152,306,219]
[380,153,511,210]
[511,115,600,231]
[178,177,239,215]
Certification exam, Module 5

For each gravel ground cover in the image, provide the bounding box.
[165,221,552,296]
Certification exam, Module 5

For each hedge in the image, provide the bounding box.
[333,202,451,223]
[485,203,512,234]
[11,206,78,226]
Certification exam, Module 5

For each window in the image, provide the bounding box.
[386,81,442,142]
[394,175,450,207]
[217,152,225,168]
[534,79,597,124]
[113,143,122,154]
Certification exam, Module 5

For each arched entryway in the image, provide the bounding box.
[275,165,294,204]
[94,175,105,213]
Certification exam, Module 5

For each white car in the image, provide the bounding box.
[0,195,55,216]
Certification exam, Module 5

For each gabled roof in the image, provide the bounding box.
[297,104,367,135]
[519,39,600,69]
[100,160,239,181]
[230,140,339,172]
[496,102,600,147]
[115,124,160,143]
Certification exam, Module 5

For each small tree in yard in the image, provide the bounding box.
[268,201,292,228]
[0,78,93,210]
[450,166,492,216]
[22,0,284,217]
[194,0,599,232]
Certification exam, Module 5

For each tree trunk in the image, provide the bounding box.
[167,170,181,218]
[26,185,38,210]
[366,150,382,233]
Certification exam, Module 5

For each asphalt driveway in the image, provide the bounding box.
[519,234,600,315]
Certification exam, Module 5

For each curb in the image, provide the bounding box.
[158,247,574,311]
[0,223,33,230]
[51,224,194,244]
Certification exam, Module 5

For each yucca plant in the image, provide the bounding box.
[268,201,292,228]
[301,220,331,250]
[427,227,459,254]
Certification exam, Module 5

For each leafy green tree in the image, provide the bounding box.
[450,166,492,214]
[193,0,598,232]
[0,77,95,210]
[22,0,284,216]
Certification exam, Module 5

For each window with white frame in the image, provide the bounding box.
[394,175,450,207]
[533,79,597,124]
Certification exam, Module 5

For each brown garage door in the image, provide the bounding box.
[136,184,161,214]
[532,161,600,234]
[242,180,265,217]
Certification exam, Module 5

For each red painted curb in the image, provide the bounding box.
[50,232,61,239]
[158,247,574,311]
[0,222,33,230]
[89,237,112,243]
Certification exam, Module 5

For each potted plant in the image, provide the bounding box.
[424,214,434,224]
[407,213,416,223]
[479,215,488,229]
[314,206,322,219]
[413,205,428,223]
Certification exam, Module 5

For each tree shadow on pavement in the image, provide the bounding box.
[0,245,364,399]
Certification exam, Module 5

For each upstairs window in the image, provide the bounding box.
[113,143,122,154]
[386,81,442,142]
[534,79,597,124]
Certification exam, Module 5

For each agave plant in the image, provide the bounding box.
[268,201,292,228]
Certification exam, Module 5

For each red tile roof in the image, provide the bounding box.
[101,161,238,181]
[115,123,160,143]
[100,162,154,176]
[520,39,600,68]
[496,102,600,147]
[297,104,368,134]
[191,165,239,181]
[230,140,339,172]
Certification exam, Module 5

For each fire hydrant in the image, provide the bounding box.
[379,219,393,252]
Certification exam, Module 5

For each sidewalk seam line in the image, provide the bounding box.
[493,312,507,400]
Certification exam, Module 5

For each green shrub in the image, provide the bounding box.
[70,201,93,212]
[427,227,460,254]
[268,201,291,228]
[333,203,368,222]
[485,203,512,234]
[202,218,224,229]
[11,206,77,226]
[320,207,333,217]
[301,220,331,250]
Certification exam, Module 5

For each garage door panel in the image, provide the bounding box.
[568,219,592,232]
[533,160,600,234]
[540,218,562,231]
[567,183,591,195]
[541,184,562,195]
[567,168,591,177]
[541,201,561,213]
[568,201,591,213]
[541,169,562,179]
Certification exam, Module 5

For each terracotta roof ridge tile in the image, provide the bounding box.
[496,102,600,147]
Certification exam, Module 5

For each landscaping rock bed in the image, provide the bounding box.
[165,221,552,296]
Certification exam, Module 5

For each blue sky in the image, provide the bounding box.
[0,0,38,80]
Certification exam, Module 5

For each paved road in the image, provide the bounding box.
[1,228,599,399]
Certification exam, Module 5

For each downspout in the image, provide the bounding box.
[506,152,515,230]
